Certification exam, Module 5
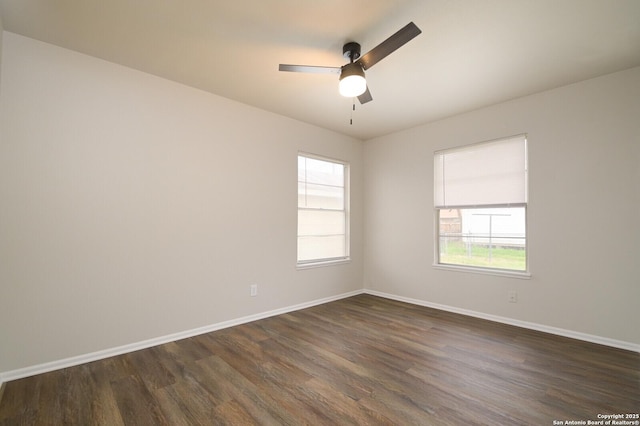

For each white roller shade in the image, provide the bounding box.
[434,135,527,208]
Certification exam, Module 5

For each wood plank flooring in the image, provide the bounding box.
[1,294,638,425]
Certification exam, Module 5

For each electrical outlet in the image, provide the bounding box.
[250,284,258,297]
[508,290,517,303]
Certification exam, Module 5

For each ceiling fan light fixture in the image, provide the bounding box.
[339,63,366,97]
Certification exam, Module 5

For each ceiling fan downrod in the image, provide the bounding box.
[343,42,361,62]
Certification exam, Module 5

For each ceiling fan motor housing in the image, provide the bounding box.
[343,42,361,61]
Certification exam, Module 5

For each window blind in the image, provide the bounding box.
[434,135,527,208]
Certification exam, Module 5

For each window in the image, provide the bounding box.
[434,135,528,274]
[298,154,349,266]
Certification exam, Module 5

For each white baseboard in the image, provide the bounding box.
[364,290,640,353]
[0,289,364,383]
[2,288,637,384]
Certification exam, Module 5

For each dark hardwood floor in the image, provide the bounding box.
[1,294,638,425]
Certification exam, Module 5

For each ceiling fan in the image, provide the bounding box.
[279,22,422,104]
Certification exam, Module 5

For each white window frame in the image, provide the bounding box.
[433,135,530,278]
[297,153,350,268]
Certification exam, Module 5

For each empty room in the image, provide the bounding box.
[0,0,639,424]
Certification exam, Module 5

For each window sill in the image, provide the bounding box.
[297,258,351,270]
[433,263,531,279]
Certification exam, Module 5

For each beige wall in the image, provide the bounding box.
[363,66,640,346]
[0,32,364,374]
[0,19,3,85]
[1,29,638,378]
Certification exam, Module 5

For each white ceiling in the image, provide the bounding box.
[1,0,639,140]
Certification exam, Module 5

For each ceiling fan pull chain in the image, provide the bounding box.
[350,99,356,125]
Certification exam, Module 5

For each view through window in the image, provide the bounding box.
[438,206,526,271]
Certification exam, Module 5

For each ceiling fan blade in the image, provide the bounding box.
[358,86,373,104]
[356,22,422,70]
[279,64,341,74]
